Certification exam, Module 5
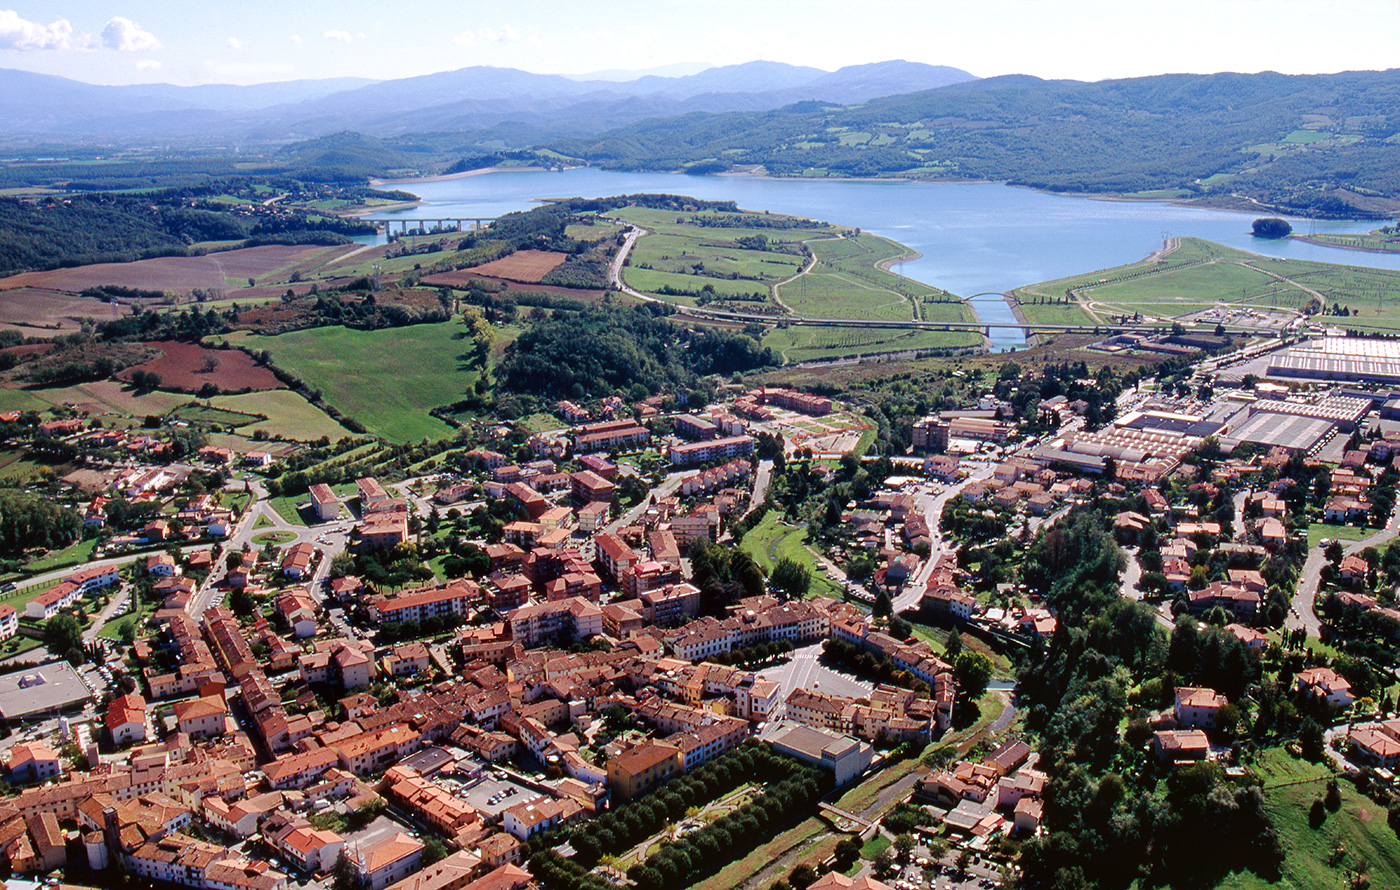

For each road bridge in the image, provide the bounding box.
[374,218,495,236]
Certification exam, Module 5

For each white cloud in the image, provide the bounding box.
[323,29,353,43]
[0,9,80,51]
[453,24,523,46]
[102,16,159,52]
[226,36,242,50]
[136,58,160,70]
[290,34,301,44]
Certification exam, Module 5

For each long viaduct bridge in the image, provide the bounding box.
[374,218,496,237]
[671,301,1297,339]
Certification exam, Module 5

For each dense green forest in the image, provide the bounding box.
[0,488,82,556]
[551,69,1400,215]
[1016,507,1283,889]
[496,303,778,401]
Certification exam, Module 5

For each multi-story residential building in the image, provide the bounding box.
[670,435,755,467]
[606,740,683,802]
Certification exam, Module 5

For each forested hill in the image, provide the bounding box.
[550,68,1400,216]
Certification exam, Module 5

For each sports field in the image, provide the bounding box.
[252,320,481,442]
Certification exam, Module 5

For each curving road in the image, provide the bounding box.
[605,221,1298,339]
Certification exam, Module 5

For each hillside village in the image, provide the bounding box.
[1,346,1400,890]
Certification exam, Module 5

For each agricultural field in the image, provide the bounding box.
[1014,236,1400,331]
[612,205,975,340]
[763,324,981,363]
[463,250,567,282]
[171,400,260,424]
[207,390,350,443]
[0,449,49,484]
[250,319,483,442]
[116,341,283,393]
[0,387,53,414]
[319,233,471,280]
[0,287,132,337]
[0,243,358,296]
[17,379,193,418]
[613,205,836,310]
[1298,227,1400,254]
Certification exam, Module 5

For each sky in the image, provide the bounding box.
[2,0,1399,87]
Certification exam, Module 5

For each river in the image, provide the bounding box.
[363,169,1394,349]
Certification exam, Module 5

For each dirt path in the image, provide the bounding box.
[772,234,841,314]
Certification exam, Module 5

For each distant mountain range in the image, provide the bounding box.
[0,60,976,146]
[548,68,1400,216]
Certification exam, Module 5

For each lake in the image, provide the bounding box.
[367,169,1394,349]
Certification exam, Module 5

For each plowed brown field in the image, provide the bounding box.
[462,250,567,282]
[116,341,283,393]
[0,245,354,294]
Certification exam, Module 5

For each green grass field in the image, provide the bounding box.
[762,324,982,363]
[612,206,969,332]
[1218,748,1400,890]
[208,390,350,442]
[740,513,844,599]
[1302,229,1400,255]
[0,389,53,414]
[251,320,480,442]
[1015,236,1400,332]
[23,538,98,575]
[1011,298,1099,327]
[1307,523,1374,549]
[168,402,261,429]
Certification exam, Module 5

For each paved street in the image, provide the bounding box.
[895,462,996,614]
[1285,546,1325,638]
[744,459,773,518]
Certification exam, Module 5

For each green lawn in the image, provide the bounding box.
[1307,523,1373,550]
[23,538,98,575]
[1218,747,1400,890]
[98,598,153,641]
[739,513,845,599]
[269,494,312,526]
[251,320,480,442]
[252,530,297,545]
[272,481,357,526]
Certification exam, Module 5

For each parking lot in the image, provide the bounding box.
[448,772,546,817]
